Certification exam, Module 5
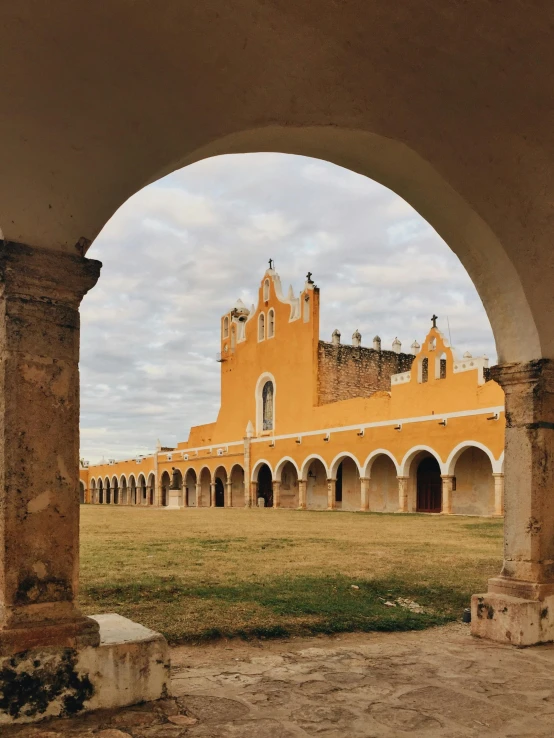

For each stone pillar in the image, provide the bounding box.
[298,480,307,510]
[250,481,258,507]
[396,476,409,513]
[272,480,281,508]
[360,477,370,511]
[472,360,554,645]
[493,473,504,517]
[243,436,252,507]
[182,483,189,508]
[0,242,101,655]
[327,479,336,510]
[225,481,232,508]
[196,482,202,508]
[441,475,454,514]
[210,482,216,507]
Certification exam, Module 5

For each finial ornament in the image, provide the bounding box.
[431,314,438,328]
[306,271,314,284]
[268,258,274,270]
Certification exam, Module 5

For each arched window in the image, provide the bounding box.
[437,351,447,379]
[262,381,274,431]
[223,316,229,338]
[263,279,270,301]
[420,357,429,383]
[258,313,265,341]
[231,324,236,351]
[303,295,310,322]
[268,309,275,338]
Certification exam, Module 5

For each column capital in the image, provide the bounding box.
[490,359,554,390]
[1,241,101,306]
[491,359,554,428]
[440,474,455,480]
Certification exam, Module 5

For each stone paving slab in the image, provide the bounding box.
[5,623,554,737]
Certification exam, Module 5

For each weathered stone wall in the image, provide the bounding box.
[317,341,414,405]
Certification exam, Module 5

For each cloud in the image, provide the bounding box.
[81,153,496,462]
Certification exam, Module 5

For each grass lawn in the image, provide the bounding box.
[79,507,502,644]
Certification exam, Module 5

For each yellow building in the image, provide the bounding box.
[80,266,505,517]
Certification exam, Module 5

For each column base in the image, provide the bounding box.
[0,613,170,724]
[471,591,554,646]
[0,614,100,657]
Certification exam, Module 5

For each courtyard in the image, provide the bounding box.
[78,507,502,644]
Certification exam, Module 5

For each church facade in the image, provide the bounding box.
[80,266,505,517]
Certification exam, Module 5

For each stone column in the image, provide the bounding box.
[493,473,504,517]
[0,242,101,655]
[182,483,188,508]
[327,479,336,510]
[396,476,409,513]
[196,482,202,508]
[272,480,281,508]
[472,360,554,645]
[210,482,216,507]
[298,480,307,510]
[225,481,232,508]
[250,481,258,507]
[441,475,454,514]
[360,477,370,511]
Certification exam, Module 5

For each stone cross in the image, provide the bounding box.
[268,258,274,270]
[431,314,438,328]
[306,271,314,284]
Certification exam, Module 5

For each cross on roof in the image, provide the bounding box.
[268,258,274,270]
[431,314,438,328]
[306,271,314,284]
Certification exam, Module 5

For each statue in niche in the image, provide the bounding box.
[170,466,181,490]
[262,381,274,431]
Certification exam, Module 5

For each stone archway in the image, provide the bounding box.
[2,6,554,665]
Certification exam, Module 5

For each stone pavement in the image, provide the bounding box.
[6,623,554,737]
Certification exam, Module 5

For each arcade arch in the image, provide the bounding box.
[450,446,496,516]
[160,471,170,507]
[366,452,399,513]
[329,453,362,511]
[128,474,137,505]
[104,477,111,505]
[184,468,197,507]
[79,480,85,504]
[111,476,119,505]
[252,461,273,507]
[303,457,328,510]
[214,466,227,508]
[119,475,128,505]
[229,464,245,508]
[199,467,211,508]
[147,473,156,506]
[137,474,147,506]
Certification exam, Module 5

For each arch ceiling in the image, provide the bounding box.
[1,4,553,362]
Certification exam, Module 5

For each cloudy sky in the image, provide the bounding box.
[80,153,496,463]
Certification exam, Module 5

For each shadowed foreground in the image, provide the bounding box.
[6,624,554,737]
[79,507,502,643]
